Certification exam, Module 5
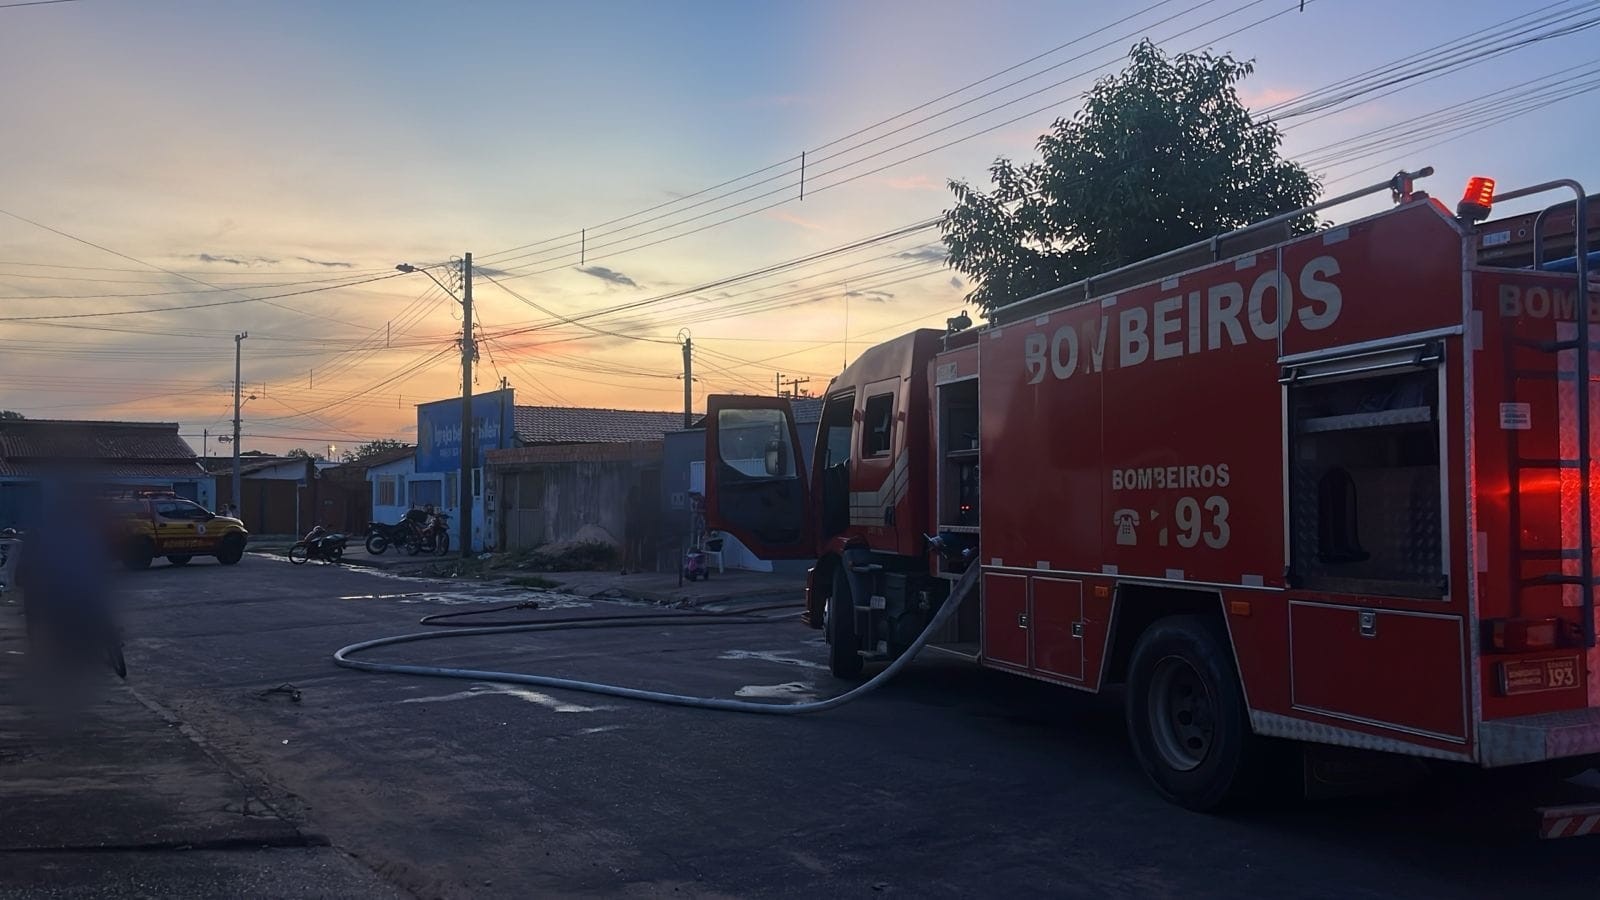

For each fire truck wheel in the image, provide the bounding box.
[166,555,192,567]
[217,534,245,566]
[123,539,153,571]
[826,565,864,679]
[1126,614,1255,812]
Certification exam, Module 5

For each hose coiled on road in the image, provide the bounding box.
[333,565,977,715]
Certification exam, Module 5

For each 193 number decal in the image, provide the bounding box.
[1173,495,1230,549]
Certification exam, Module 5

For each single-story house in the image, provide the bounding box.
[483,406,684,561]
[387,389,685,556]
[363,445,423,529]
[0,419,211,529]
[488,440,662,562]
[205,454,339,536]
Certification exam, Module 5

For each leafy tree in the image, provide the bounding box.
[941,40,1320,315]
[341,439,407,463]
[285,447,324,460]
[0,410,24,420]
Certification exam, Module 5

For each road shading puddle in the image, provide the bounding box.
[735,681,817,701]
[718,649,827,671]
[399,683,613,713]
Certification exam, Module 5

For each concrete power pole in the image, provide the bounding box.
[681,335,693,428]
[232,332,248,512]
[459,253,474,558]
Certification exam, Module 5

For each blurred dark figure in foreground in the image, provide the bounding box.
[16,476,125,704]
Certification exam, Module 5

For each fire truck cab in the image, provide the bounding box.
[707,169,1600,813]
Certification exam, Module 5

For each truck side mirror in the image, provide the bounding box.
[764,438,788,476]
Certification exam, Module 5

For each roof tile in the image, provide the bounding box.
[513,406,684,444]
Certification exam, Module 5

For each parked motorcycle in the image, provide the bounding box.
[363,519,416,555]
[289,525,348,564]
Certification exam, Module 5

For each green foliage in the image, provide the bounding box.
[0,410,24,420]
[340,439,406,463]
[285,447,324,460]
[941,40,1320,315]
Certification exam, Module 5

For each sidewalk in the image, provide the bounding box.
[292,545,808,609]
[0,604,403,898]
[543,567,807,609]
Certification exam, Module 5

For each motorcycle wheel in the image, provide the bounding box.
[433,531,450,555]
[288,542,310,565]
[365,533,388,555]
[330,543,345,562]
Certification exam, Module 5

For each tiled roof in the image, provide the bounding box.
[0,419,205,480]
[685,396,824,430]
[0,419,195,462]
[513,406,685,445]
[791,398,825,424]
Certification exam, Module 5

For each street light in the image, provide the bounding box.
[397,258,476,558]
[395,263,461,304]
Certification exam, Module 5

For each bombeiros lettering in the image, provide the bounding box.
[1022,255,1343,383]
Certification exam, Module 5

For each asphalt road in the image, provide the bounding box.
[109,554,1598,899]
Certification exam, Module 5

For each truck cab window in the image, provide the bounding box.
[1288,362,1442,598]
[863,393,894,457]
[819,393,855,537]
[716,408,795,478]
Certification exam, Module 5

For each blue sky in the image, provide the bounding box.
[0,0,1594,453]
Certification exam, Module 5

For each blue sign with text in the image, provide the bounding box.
[415,389,514,473]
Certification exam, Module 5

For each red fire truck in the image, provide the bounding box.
[706,169,1600,815]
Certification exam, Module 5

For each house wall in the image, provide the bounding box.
[366,456,417,528]
[213,461,316,535]
[490,442,662,568]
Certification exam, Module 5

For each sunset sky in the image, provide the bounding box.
[1,0,1593,457]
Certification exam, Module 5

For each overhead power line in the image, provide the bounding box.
[0,207,407,323]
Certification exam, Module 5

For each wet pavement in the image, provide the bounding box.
[6,555,1599,898]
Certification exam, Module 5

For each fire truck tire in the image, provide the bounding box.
[166,555,192,567]
[123,539,153,571]
[1126,614,1257,812]
[217,534,245,566]
[826,565,864,679]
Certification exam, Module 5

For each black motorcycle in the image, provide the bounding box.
[289,526,347,564]
[363,519,417,555]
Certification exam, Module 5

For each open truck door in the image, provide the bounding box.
[704,395,814,559]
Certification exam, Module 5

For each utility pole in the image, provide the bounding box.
[203,428,208,458]
[232,332,248,512]
[775,372,782,397]
[781,376,810,398]
[681,334,693,428]
[459,253,474,558]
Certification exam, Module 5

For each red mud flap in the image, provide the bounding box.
[1539,803,1600,839]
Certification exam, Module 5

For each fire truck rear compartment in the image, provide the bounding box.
[1468,185,1600,768]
